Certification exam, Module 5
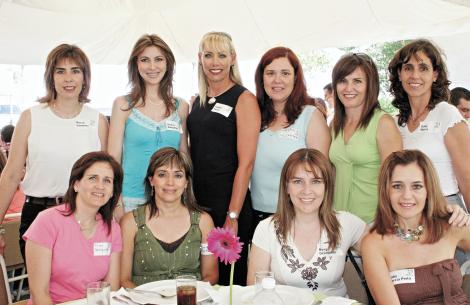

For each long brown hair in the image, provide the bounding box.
[388,39,451,126]
[272,148,341,250]
[39,44,91,104]
[331,53,380,138]
[127,34,176,116]
[144,147,204,218]
[63,152,123,234]
[254,47,309,130]
[371,150,450,243]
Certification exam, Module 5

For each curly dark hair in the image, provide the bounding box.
[388,39,451,126]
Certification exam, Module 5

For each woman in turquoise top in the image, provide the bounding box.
[251,47,330,226]
[108,34,188,217]
[120,147,218,287]
[329,53,402,223]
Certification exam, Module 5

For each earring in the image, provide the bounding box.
[151,186,154,196]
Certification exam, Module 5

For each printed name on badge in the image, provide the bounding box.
[75,120,90,127]
[165,120,180,132]
[211,103,233,118]
[93,242,111,256]
[278,128,300,140]
[389,269,415,285]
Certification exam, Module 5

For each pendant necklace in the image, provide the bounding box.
[394,223,424,242]
[207,85,233,104]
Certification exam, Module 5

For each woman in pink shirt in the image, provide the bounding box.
[23,151,123,304]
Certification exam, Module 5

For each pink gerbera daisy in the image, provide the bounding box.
[207,227,243,265]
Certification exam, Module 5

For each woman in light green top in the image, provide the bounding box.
[329,53,402,223]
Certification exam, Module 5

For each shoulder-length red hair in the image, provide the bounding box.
[255,47,309,130]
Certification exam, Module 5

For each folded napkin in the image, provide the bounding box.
[112,282,217,305]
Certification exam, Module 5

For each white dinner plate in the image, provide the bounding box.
[136,280,210,305]
[222,285,314,305]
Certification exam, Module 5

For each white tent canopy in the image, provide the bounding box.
[1,0,470,65]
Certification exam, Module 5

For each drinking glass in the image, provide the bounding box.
[176,275,197,305]
[86,281,110,305]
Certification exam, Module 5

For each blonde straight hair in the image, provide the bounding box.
[197,32,243,105]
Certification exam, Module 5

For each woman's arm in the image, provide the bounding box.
[26,240,54,305]
[0,109,30,228]
[351,225,369,253]
[223,91,261,234]
[177,99,189,154]
[98,113,109,150]
[199,212,218,284]
[377,114,403,163]
[108,97,130,163]
[362,233,401,305]
[104,252,121,291]
[306,108,331,156]
[108,97,130,219]
[247,244,271,285]
[444,121,470,210]
[119,212,138,288]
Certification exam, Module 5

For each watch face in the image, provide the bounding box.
[228,211,238,219]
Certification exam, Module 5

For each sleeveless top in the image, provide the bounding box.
[131,206,202,286]
[392,259,469,305]
[329,109,386,223]
[122,98,182,211]
[187,84,246,217]
[22,104,101,197]
[251,105,316,213]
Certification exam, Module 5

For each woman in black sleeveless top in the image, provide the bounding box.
[187,32,261,285]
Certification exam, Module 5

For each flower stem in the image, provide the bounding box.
[230,262,235,305]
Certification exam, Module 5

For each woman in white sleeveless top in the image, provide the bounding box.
[0,44,108,257]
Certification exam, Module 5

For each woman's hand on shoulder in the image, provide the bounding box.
[446,204,470,227]
[377,113,403,162]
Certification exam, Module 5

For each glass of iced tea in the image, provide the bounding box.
[176,275,197,305]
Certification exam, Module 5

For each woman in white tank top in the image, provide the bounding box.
[0,44,108,258]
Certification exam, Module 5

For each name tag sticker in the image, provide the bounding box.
[278,128,300,140]
[165,120,180,132]
[76,120,90,127]
[211,103,233,118]
[93,242,111,256]
[419,121,440,133]
[390,269,415,285]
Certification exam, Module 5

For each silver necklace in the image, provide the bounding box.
[394,223,424,242]
[207,85,234,104]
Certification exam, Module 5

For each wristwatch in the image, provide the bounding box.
[227,211,239,220]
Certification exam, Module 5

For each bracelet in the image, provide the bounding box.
[0,226,5,235]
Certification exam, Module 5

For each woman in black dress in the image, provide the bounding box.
[187,32,261,285]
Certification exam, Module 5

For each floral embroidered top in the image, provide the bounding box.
[252,212,365,297]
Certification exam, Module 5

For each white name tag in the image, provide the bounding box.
[211,103,233,117]
[278,128,300,140]
[165,120,180,132]
[76,120,90,127]
[93,242,111,256]
[390,269,415,285]
[419,121,440,133]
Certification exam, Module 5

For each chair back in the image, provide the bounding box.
[343,258,369,304]
[3,220,24,268]
[463,274,470,299]
[0,255,12,304]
